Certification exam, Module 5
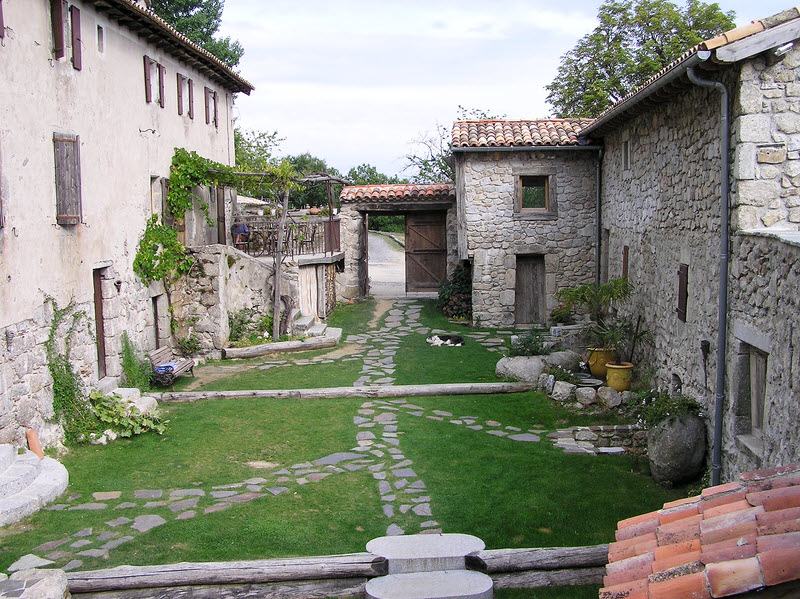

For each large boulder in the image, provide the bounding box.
[495,350,580,383]
[648,414,707,485]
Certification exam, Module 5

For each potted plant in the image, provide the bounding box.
[555,278,632,378]
[602,316,651,391]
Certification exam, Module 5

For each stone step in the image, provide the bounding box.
[290,308,302,322]
[0,451,40,500]
[365,570,493,599]
[293,315,315,332]
[0,452,69,526]
[307,323,328,337]
[367,533,485,574]
[324,327,343,344]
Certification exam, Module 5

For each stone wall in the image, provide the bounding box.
[601,80,726,405]
[733,46,800,231]
[725,232,800,475]
[455,150,597,327]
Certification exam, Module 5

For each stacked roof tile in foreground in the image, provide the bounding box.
[601,463,800,598]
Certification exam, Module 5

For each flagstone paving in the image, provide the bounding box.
[8,301,542,573]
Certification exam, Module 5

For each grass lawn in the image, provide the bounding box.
[0,298,685,598]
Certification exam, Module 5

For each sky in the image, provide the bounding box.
[219,0,795,179]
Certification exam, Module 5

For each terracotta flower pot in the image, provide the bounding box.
[605,361,634,391]
[587,348,616,378]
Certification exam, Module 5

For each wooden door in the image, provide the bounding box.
[405,212,447,292]
[515,255,546,325]
[93,269,107,379]
[361,213,369,297]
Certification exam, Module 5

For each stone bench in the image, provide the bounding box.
[366,570,493,599]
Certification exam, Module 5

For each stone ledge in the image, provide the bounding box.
[0,452,69,527]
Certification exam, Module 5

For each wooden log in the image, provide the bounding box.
[491,567,605,589]
[67,553,382,593]
[156,382,537,403]
[222,336,337,359]
[71,576,369,598]
[479,544,609,572]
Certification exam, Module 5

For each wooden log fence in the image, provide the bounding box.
[221,336,337,359]
[67,545,608,598]
[155,382,538,403]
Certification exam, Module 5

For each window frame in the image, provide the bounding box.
[512,168,558,220]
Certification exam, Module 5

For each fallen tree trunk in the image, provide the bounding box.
[68,545,608,597]
[222,336,336,359]
[156,382,537,403]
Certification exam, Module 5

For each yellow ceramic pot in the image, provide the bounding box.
[606,362,634,391]
[587,348,616,378]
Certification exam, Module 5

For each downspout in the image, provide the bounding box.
[595,148,604,285]
[687,60,730,487]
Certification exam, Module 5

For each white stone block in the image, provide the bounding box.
[737,114,771,143]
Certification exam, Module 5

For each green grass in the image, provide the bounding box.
[0,298,684,592]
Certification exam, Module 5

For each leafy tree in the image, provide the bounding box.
[233,127,284,197]
[285,153,342,209]
[346,164,408,232]
[546,0,734,117]
[405,106,505,183]
[150,0,244,69]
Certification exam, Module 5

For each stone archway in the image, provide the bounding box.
[338,184,457,299]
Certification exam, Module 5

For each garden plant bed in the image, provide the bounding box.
[0,300,685,599]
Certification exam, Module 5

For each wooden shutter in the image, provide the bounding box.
[143,55,152,103]
[0,0,6,40]
[157,63,166,108]
[188,79,194,119]
[70,5,81,70]
[177,74,184,115]
[677,263,688,322]
[53,133,82,225]
[622,246,629,278]
[213,91,219,128]
[51,0,65,58]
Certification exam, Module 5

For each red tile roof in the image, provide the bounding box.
[340,183,455,203]
[601,463,800,598]
[451,119,594,149]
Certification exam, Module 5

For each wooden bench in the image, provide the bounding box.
[148,347,195,387]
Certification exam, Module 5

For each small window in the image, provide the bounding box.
[204,86,212,124]
[749,347,767,434]
[53,133,82,225]
[177,73,186,115]
[143,56,165,107]
[622,140,631,170]
[677,263,688,322]
[187,79,194,119]
[518,176,548,211]
[97,24,104,52]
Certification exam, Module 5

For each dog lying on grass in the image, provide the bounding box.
[426,334,465,347]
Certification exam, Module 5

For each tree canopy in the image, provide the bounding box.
[545,0,735,118]
[150,0,244,69]
[347,164,406,186]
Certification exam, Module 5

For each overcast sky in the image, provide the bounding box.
[219,1,794,179]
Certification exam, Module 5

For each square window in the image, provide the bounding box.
[519,175,549,211]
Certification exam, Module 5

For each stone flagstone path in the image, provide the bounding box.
[8,301,541,573]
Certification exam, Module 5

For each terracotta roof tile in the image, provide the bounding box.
[601,462,800,599]
[450,119,594,149]
[339,183,455,204]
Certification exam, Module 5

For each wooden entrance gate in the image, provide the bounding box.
[515,255,546,325]
[405,212,447,292]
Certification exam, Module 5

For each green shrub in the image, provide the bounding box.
[636,390,703,428]
[509,328,552,356]
[369,215,404,232]
[87,391,167,439]
[228,308,274,347]
[438,265,472,320]
[546,366,580,385]
[120,332,152,393]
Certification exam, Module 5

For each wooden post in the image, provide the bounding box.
[272,188,290,340]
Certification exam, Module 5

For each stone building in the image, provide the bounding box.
[450,120,599,327]
[579,8,800,480]
[0,0,253,447]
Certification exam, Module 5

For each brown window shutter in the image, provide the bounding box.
[176,74,184,115]
[188,79,194,119]
[0,0,6,40]
[158,63,166,108]
[51,0,65,59]
[204,87,211,124]
[213,91,218,128]
[53,133,82,225]
[143,55,152,103]
[622,245,629,278]
[70,5,81,70]
[677,263,688,322]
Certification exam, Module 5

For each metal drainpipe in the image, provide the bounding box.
[687,66,730,487]
[596,148,604,285]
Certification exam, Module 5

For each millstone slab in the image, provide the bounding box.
[366,533,484,574]
[365,570,493,599]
